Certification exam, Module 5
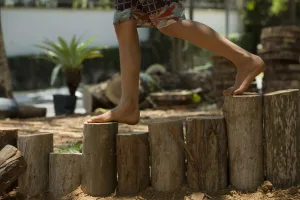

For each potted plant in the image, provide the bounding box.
[36,35,103,115]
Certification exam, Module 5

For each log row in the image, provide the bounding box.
[1,90,299,199]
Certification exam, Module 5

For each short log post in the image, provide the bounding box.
[263,89,299,188]
[0,129,18,150]
[0,145,27,193]
[117,132,150,196]
[148,120,185,192]
[17,133,53,197]
[49,153,82,199]
[186,116,228,193]
[223,94,264,191]
[82,122,118,197]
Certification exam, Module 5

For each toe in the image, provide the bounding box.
[223,87,235,96]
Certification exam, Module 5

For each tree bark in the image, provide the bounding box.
[0,12,13,99]
[17,133,53,198]
[186,116,228,192]
[82,122,118,197]
[0,129,18,150]
[263,89,299,188]
[117,132,150,196]
[148,120,185,192]
[222,94,264,191]
[49,153,82,199]
[0,145,27,193]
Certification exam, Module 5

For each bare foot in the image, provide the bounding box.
[85,99,140,125]
[223,55,264,96]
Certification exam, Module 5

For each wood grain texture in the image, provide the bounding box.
[18,133,53,197]
[82,122,118,197]
[148,120,185,192]
[186,116,228,192]
[49,153,82,199]
[223,94,264,191]
[117,132,150,196]
[263,89,299,188]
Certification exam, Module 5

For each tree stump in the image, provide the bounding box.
[148,120,185,192]
[0,145,27,193]
[17,133,53,198]
[263,89,299,188]
[0,129,18,150]
[82,122,118,197]
[186,116,228,192]
[49,153,82,199]
[223,94,264,191]
[117,132,150,196]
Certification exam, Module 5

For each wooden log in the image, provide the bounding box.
[117,132,150,196]
[0,129,18,150]
[18,105,47,119]
[18,133,53,197]
[263,89,299,188]
[82,122,118,197]
[186,116,228,192]
[148,120,185,192]
[0,145,27,193]
[222,94,264,191]
[49,153,82,199]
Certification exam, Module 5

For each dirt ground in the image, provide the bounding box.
[0,107,299,200]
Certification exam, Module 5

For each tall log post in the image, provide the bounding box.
[263,89,299,188]
[82,122,118,197]
[17,133,53,197]
[49,153,82,199]
[117,132,150,196]
[0,145,27,193]
[186,116,228,193]
[223,94,264,191]
[148,120,185,192]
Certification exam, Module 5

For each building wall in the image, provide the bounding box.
[1,8,242,57]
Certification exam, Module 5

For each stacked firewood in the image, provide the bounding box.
[258,26,300,92]
[211,55,258,108]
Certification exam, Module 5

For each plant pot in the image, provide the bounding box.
[53,94,77,116]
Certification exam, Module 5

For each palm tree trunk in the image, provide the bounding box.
[0,8,13,98]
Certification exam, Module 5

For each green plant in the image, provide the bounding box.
[57,142,82,153]
[36,35,103,95]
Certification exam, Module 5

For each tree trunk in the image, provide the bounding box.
[0,145,27,193]
[18,105,47,119]
[17,133,53,198]
[82,122,118,197]
[263,89,299,188]
[0,129,18,150]
[49,153,82,199]
[148,120,185,192]
[222,94,264,191]
[117,132,150,196]
[186,116,228,192]
[0,11,13,99]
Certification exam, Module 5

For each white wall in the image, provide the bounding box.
[1,8,242,57]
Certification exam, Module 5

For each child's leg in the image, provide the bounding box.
[160,20,264,95]
[87,20,140,124]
